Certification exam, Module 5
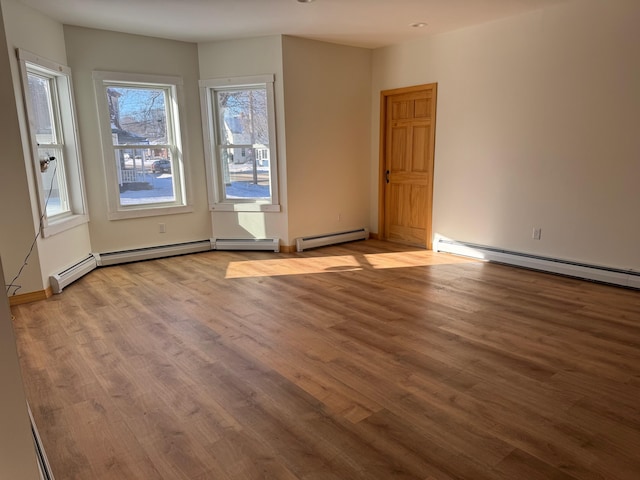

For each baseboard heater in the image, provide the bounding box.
[49,254,98,294]
[296,228,369,252]
[433,237,640,289]
[28,403,55,480]
[212,238,280,252]
[49,238,283,294]
[95,239,213,267]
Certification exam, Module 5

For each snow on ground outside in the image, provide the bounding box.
[46,168,270,212]
[119,173,269,204]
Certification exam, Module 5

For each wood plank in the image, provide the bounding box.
[11,240,640,480]
[8,286,52,306]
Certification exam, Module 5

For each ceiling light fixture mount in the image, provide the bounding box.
[297,0,315,3]
[410,22,428,28]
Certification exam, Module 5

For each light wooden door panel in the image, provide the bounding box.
[414,96,432,119]
[381,84,437,248]
[390,126,409,172]
[411,124,430,172]
[387,184,428,245]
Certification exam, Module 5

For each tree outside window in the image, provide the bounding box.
[200,74,279,211]
[93,71,192,220]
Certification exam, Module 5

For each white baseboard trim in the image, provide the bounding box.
[50,254,98,294]
[95,240,213,267]
[433,236,640,289]
[212,238,280,252]
[296,228,369,252]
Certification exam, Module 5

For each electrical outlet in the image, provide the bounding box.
[159,223,166,233]
[532,227,542,240]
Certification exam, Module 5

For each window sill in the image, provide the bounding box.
[211,203,281,213]
[42,213,89,238]
[107,204,194,220]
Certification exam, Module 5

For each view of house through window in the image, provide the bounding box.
[200,74,279,210]
[216,88,271,200]
[94,71,190,219]
[106,85,176,206]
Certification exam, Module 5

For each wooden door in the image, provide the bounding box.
[380,84,437,248]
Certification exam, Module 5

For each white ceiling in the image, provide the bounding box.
[19,0,568,49]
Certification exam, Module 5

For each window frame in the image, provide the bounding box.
[18,49,89,237]
[93,71,192,220]
[199,74,280,212]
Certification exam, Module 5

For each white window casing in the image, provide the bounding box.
[18,49,89,237]
[93,71,193,220]
[199,74,280,212]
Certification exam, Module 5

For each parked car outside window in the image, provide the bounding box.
[152,160,171,173]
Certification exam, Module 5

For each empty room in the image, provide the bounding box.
[1,0,639,479]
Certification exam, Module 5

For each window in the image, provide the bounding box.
[18,50,88,236]
[93,71,191,219]
[200,75,279,211]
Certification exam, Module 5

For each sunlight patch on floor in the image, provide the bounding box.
[363,251,480,269]
[225,250,480,279]
[225,255,362,278]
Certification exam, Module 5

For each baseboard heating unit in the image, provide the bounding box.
[212,238,280,252]
[296,228,369,252]
[95,240,213,267]
[49,254,98,294]
[48,238,284,294]
[433,236,640,289]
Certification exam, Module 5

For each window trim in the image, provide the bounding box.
[93,71,193,220]
[18,49,89,237]
[199,74,280,212]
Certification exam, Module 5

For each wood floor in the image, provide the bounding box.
[11,240,640,480]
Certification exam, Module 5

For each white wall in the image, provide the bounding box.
[282,36,372,241]
[1,0,93,296]
[0,258,40,479]
[0,9,42,479]
[198,36,289,243]
[6,0,638,288]
[198,35,372,246]
[371,0,640,270]
[64,26,210,253]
